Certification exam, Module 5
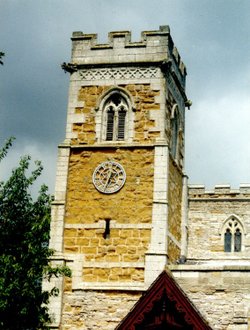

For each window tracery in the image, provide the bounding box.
[96,88,134,143]
[104,94,128,141]
[223,216,243,252]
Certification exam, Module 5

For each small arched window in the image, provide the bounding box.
[95,88,134,143]
[104,94,128,141]
[223,217,243,252]
[170,104,179,159]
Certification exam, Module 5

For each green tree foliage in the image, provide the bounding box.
[0,139,70,329]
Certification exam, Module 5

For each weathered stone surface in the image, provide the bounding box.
[168,157,182,262]
[71,83,161,145]
[63,148,154,286]
[61,291,141,330]
[171,266,250,330]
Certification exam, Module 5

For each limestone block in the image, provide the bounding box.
[171,266,250,330]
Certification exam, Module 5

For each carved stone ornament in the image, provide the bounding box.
[79,67,159,80]
[61,62,78,74]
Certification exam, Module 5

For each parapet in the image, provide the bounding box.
[189,184,250,200]
[69,25,186,86]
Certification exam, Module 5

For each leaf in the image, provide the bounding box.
[0,139,71,329]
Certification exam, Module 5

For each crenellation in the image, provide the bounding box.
[70,26,186,83]
[214,184,231,192]
[189,184,250,198]
[142,25,170,36]
[72,31,97,40]
[240,183,250,192]
[108,31,132,46]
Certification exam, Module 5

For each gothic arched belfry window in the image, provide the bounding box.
[222,216,243,252]
[104,94,127,141]
[96,88,134,143]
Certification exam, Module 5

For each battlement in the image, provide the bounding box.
[70,26,186,85]
[189,184,250,199]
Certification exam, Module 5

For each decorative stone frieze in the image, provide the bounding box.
[79,67,159,80]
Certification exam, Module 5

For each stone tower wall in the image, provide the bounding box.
[70,83,161,145]
[168,157,183,262]
[64,147,154,284]
[46,25,250,330]
[48,26,188,328]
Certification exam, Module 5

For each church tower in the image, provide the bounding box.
[49,26,190,329]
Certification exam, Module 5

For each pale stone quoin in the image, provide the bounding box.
[46,26,250,329]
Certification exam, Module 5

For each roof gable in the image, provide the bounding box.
[116,270,212,330]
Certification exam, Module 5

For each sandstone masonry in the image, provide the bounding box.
[45,26,250,330]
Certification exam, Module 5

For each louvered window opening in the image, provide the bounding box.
[118,108,126,140]
[106,108,115,141]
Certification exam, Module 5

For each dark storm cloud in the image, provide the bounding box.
[0,0,250,191]
[0,0,70,144]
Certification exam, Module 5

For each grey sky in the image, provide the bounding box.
[1,0,250,192]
